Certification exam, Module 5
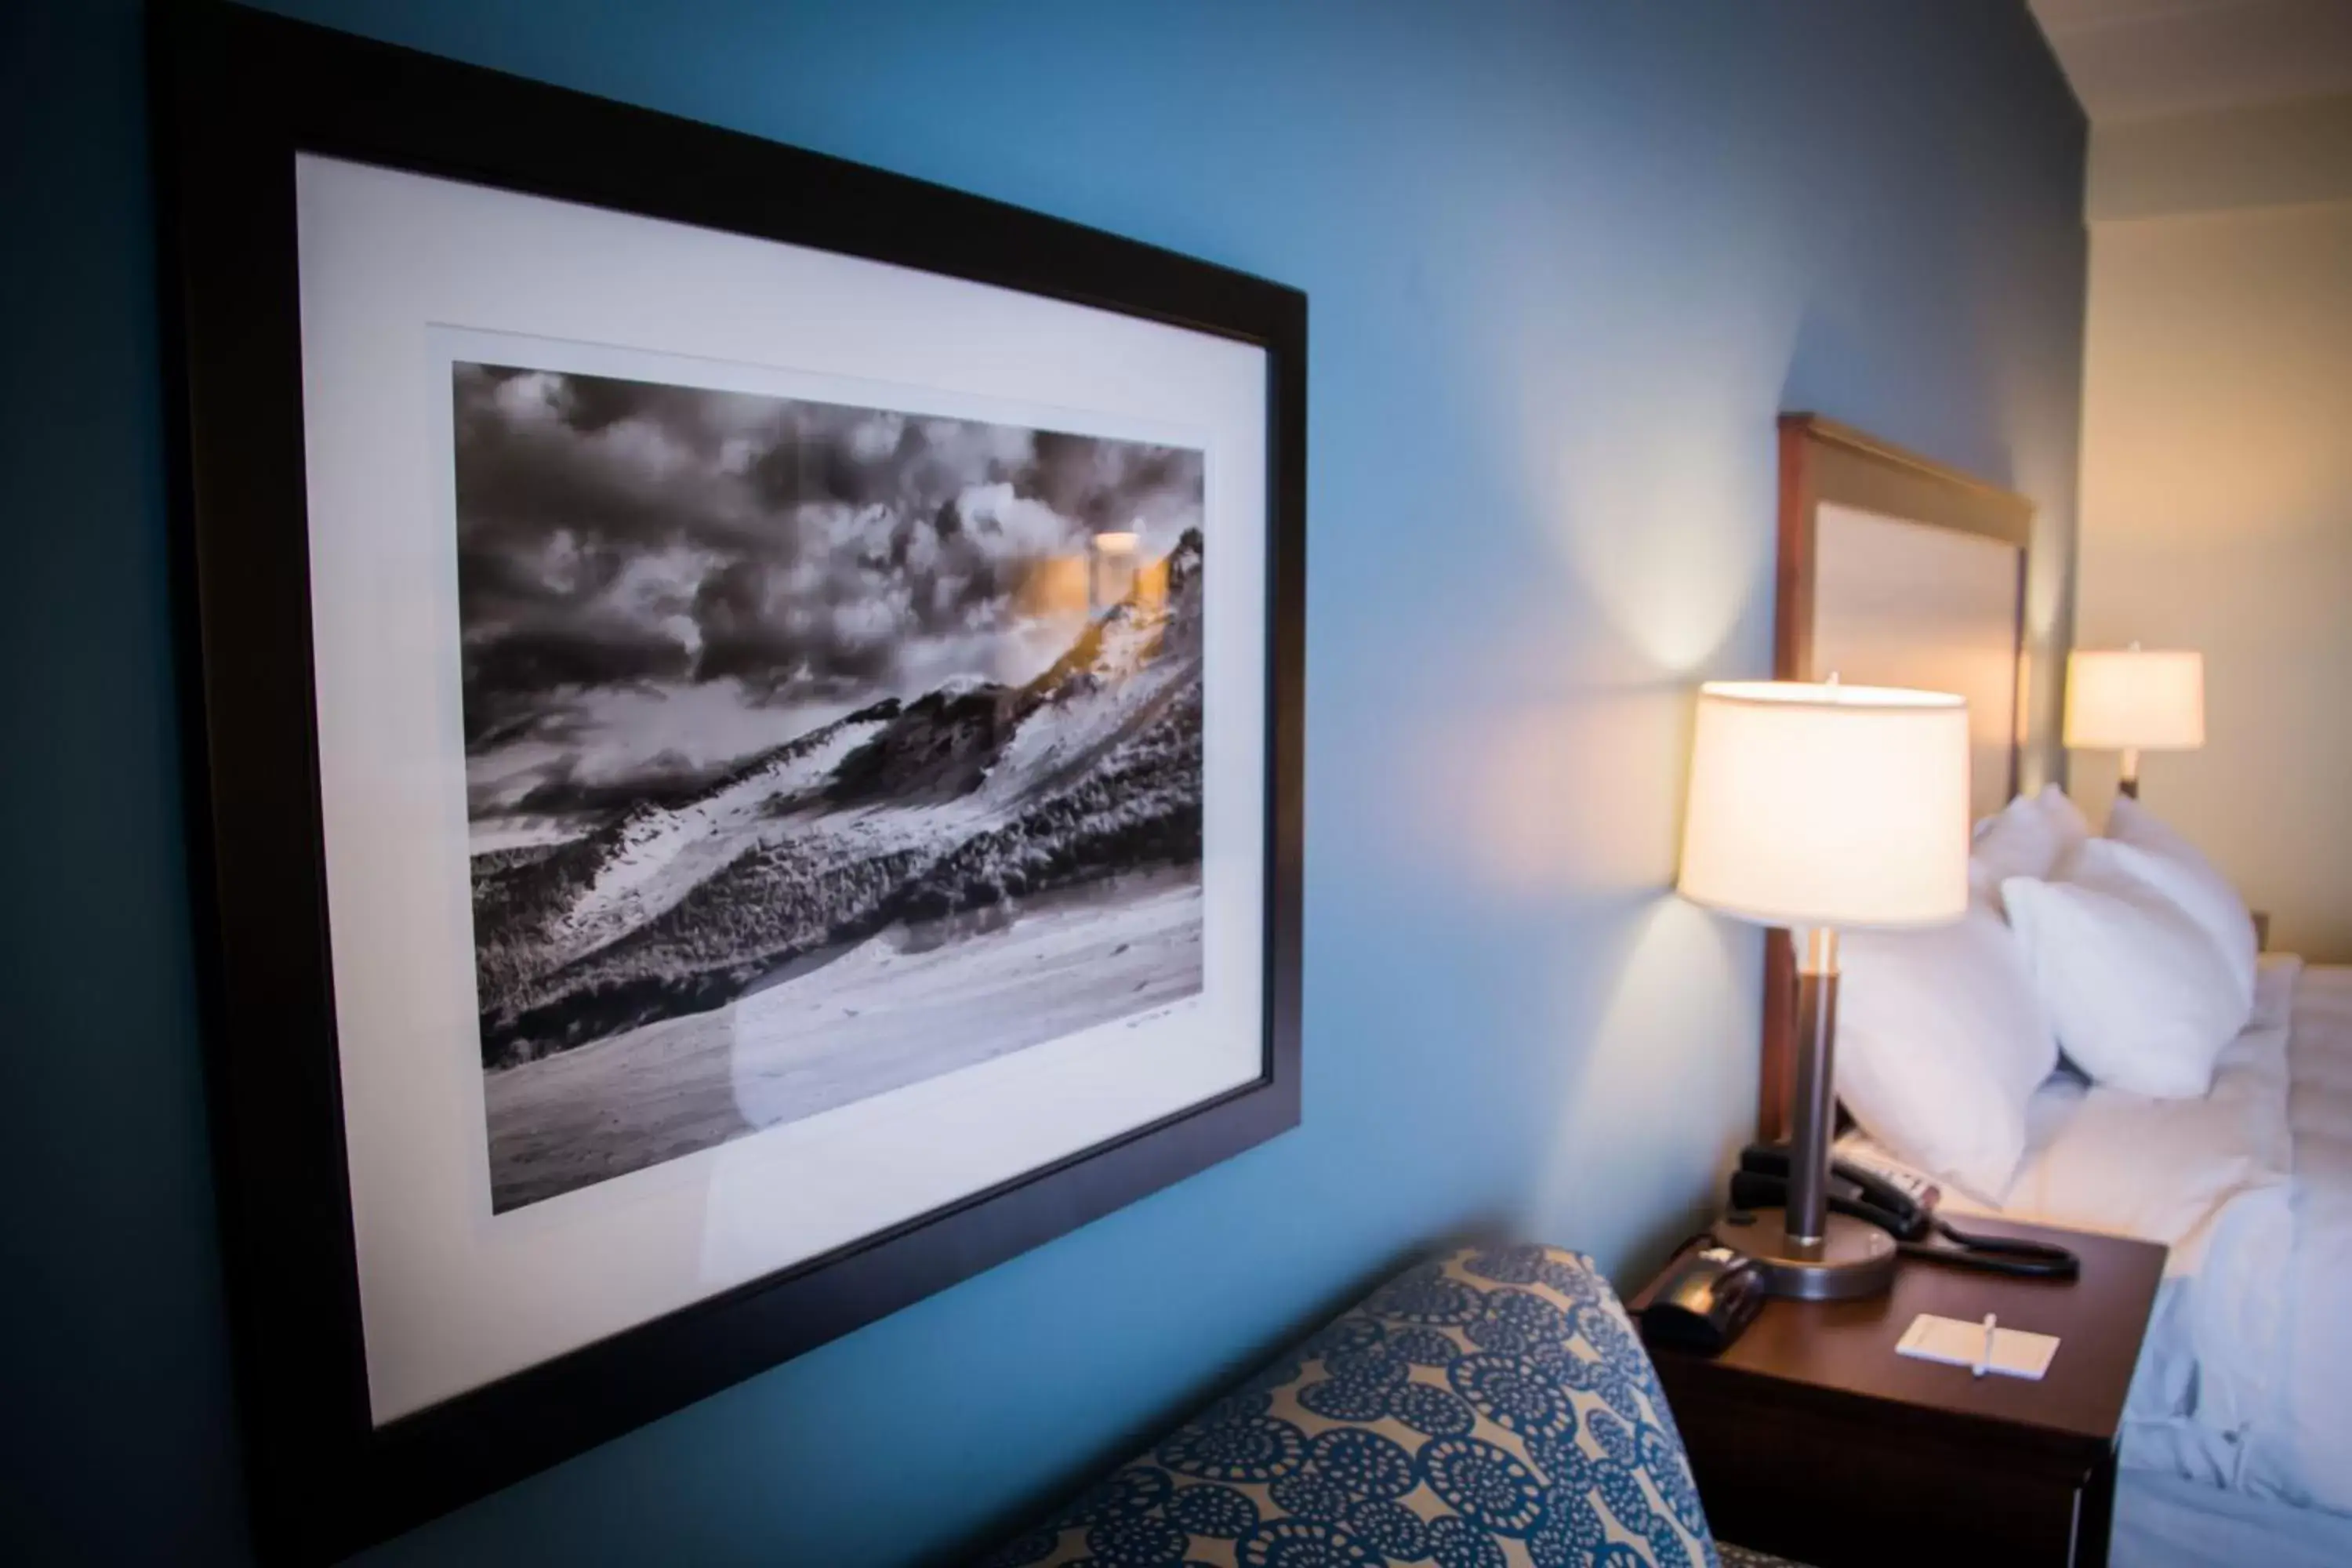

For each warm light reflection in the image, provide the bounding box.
[1997,421,2067,793]
[2014,648,2043,795]
[1090,529,1143,611]
[1127,557,1169,612]
[1011,540,1172,665]
[1418,684,1691,898]
[1017,555,1088,619]
[1534,412,1763,676]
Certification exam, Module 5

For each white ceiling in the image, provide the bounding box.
[2030,0,2352,122]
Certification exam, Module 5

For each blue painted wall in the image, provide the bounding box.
[0,2,2083,1562]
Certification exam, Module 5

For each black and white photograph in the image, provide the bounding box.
[456,363,1210,1211]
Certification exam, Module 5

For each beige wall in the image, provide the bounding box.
[2089,93,2352,221]
[2076,187,2352,959]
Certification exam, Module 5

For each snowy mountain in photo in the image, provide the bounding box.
[467,529,1206,1078]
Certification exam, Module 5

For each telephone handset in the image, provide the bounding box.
[1730,1145,1938,1240]
[1730,1144,2079,1280]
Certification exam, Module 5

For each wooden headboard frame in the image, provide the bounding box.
[1759,414,2036,1144]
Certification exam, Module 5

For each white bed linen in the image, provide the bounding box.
[2114,1470,2352,1568]
[2001,840,2252,1098]
[2257,960,2352,1513]
[1842,956,2352,1517]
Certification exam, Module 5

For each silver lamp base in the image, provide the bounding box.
[1713,1207,1898,1301]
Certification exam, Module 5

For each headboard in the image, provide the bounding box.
[1758,414,2035,1143]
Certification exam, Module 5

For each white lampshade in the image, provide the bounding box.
[1679,681,1972,930]
[2064,648,2205,753]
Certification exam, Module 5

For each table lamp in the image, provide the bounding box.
[2064,644,2205,799]
[1679,679,1971,1299]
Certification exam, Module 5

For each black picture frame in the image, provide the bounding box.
[150,4,1305,1560]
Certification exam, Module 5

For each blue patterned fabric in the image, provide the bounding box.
[981,1243,1722,1568]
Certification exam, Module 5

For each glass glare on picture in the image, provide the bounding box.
[1090,528,1141,610]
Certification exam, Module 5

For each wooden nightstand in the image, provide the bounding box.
[1629,1219,2165,1568]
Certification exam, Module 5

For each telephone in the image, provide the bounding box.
[1728,1144,2079,1280]
[1641,1243,1766,1355]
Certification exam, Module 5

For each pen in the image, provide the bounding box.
[1973,1313,1998,1378]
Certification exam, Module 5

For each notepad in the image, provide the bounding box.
[1896,1313,2060,1381]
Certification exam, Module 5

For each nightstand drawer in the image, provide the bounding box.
[1661,1366,2111,1568]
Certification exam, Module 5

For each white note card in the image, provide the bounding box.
[1896,1313,2060,1381]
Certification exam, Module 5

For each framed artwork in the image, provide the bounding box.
[153,4,1305,1559]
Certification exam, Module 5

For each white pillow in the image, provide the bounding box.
[2105,796,2258,1014]
[1970,785,2090,914]
[2001,839,2245,1098]
[1834,900,2060,1204]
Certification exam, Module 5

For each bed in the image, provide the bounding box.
[1769,416,2352,1566]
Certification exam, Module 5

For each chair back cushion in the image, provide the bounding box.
[983,1242,1719,1567]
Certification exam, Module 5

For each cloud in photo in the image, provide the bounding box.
[452,362,1203,816]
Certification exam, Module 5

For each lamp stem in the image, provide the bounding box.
[2119,746,2140,799]
[1788,927,1842,1248]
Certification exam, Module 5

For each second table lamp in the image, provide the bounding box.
[1679,678,1972,1298]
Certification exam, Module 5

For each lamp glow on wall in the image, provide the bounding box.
[2064,644,2204,799]
[1679,679,1971,1298]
